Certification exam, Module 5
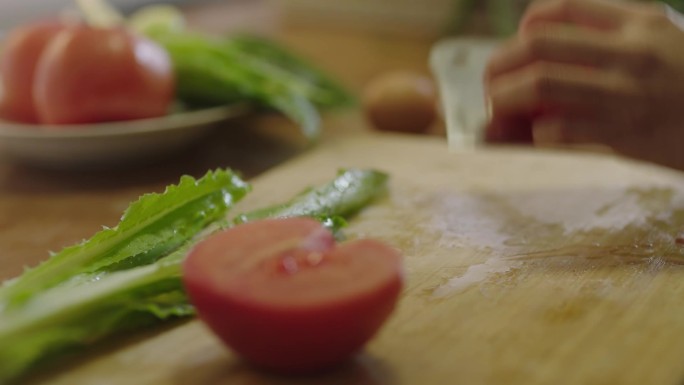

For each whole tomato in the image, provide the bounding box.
[0,20,66,123]
[33,25,175,125]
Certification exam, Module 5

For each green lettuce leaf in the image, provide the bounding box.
[0,255,188,383]
[224,35,356,109]
[0,169,250,309]
[149,31,323,141]
[234,168,389,223]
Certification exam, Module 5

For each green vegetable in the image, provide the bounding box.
[0,168,389,383]
[148,30,345,142]
[0,169,251,383]
[135,13,354,142]
[0,169,250,310]
[235,168,388,239]
[225,35,356,109]
[235,169,389,224]
[0,256,189,383]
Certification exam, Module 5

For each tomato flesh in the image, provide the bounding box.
[183,217,403,373]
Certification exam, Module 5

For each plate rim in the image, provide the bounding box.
[0,103,252,140]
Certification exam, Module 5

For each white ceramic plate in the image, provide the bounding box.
[0,103,250,169]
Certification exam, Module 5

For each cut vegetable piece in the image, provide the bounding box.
[183,217,403,373]
[0,255,189,384]
[235,168,389,224]
[0,169,250,309]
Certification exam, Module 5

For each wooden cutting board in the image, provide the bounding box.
[24,133,684,385]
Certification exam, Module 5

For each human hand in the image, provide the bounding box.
[484,0,684,170]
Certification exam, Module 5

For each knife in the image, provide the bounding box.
[429,37,499,150]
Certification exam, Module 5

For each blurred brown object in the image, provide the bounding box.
[363,71,438,134]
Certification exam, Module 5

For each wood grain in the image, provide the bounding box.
[18,133,684,385]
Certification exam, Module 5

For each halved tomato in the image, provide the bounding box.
[182,217,403,373]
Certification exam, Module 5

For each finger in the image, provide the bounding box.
[521,0,631,32]
[486,23,656,83]
[484,37,518,82]
[486,24,620,82]
[532,116,611,146]
[484,116,534,144]
[488,62,634,119]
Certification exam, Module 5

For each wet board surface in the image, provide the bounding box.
[24,133,684,385]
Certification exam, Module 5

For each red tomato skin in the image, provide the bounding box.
[33,26,174,125]
[183,218,404,373]
[0,20,65,123]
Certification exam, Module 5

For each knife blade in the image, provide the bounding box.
[429,37,499,150]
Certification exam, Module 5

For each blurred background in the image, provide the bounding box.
[0,0,173,28]
[2,0,683,40]
[0,0,525,38]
